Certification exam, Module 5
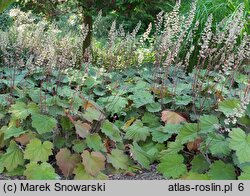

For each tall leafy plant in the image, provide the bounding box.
[0,0,15,13]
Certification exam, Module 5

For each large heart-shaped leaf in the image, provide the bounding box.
[124,120,150,142]
[229,128,250,163]
[24,138,53,162]
[157,153,187,179]
[176,123,199,144]
[98,96,128,115]
[1,126,28,140]
[199,115,219,133]
[10,102,39,120]
[142,112,161,128]
[208,160,236,180]
[31,114,57,134]
[1,141,24,172]
[101,120,122,142]
[163,139,184,154]
[24,162,59,180]
[129,90,154,108]
[107,149,130,170]
[56,148,81,177]
[217,98,240,116]
[86,133,105,152]
[207,133,231,156]
[82,107,105,122]
[239,166,250,180]
[151,128,172,143]
[74,120,91,139]
[190,155,209,173]
[146,102,161,112]
[130,142,150,169]
[73,164,108,180]
[175,95,192,106]
[81,150,106,176]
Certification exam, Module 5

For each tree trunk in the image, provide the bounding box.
[82,12,92,60]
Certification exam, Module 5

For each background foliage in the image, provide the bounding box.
[0,0,249,180]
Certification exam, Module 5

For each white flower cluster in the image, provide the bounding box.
[131,21,142,38]
[155,0,197,68]
[224,128,231,133]
[140,23,152,43]
[9,8,34,25]
[108,20,117,49]
[118,24,125,38]
[1,8,87,70]
[225,5,244,51]
[93,10,102,34]
[155,11,164,35]
[218,126,231,133]
[224,116,237,125]
[9,8,20,17]
[199,15,213,58]
[221,54,235,75]
[68,14,77,26]
[137,51,144,64]
[184,21,199,67]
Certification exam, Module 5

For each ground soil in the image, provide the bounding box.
[0,165,165,180]
[109,165,165,180]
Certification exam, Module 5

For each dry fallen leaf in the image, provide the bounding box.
[124,117,135,129]
[56,148,81,178]
[125,172,136,177]
[15,132,36,145]
[149,87,168,98]
[161,110,187,124]
[104,138,116,154]
[187,137,203,151]
[74,120,91,139]
[83,100,95,110]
